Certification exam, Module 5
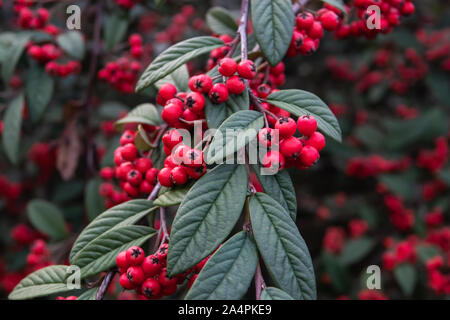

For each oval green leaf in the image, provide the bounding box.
[25,65,54,123]
[56,31,85,60]
[27,199,68,241]
[2,93,24,165]
[206,7,238,35]
[154,186,190,207]
[115,103,161,130]
[261,287,294,300]
[204,91,249,129]
[167,164,248,276]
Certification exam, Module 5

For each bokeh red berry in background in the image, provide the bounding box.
[0,0,449,301]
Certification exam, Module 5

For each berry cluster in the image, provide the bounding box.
[416,137,448,173]
[158,129,207,188]
[98,57,142,94]
[417,28,450,72]
[116,245,208,299]
[259,115,326,172]
[288,11,328,57]
[28,142,56,183]
[99,130,159,207]
[26,239,52,272]
[346,154,411,178]
[128,34,143,59]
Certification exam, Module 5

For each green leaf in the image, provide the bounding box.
[104,12,129,51]
[185,231,258,300]
[1,32,30,83]
[25,65,54,123]
[136,36,223,92]
[339,237,376,266]
[438,168,450,187]
[155,64,190,92]
[85,178,106,222]
[154,186,190,207]
[249,193,316,300]
[167,164,248,276]
[206,110,264,165]
[27,199,68,241]
[394,263,417,297]
[266,90,342,142]
[321,252,349,293]
[2,93,24,165]
[115,103,161,130]
[8,265,71,300]
[252,165,297,220]
[426,72,450,108]
[206,7,238,35]
[261,287,294,300]
[320,0,346,13]
[251,0,294,66]
[70,199,156,262]
[74,225,155,279]
[56,31,85,60]
[204,91,249,129]
[77,288,98,300]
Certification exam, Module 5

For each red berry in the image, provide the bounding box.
[123,182,139,197]
[141,278,161,299]
[116,161,134,180]
[158,243,169,260]
[209,83,229,104]
[308,21,324,39]
[119,273,135,290]
[171,166,188,185]
[305,131,325,151]
[142,255,161,277]
[218,58,237,77]
[162,284,177,296]
[256,84,272,99]
[237,60,256,79]
[121,143,138,161]
[262,151,285,172]
[258,128,278,147]
[158,167,174,187]
[126,266,145,285]
[145,168,159,184]
[162,129,183,149]
[161,101,184,125]
[296,12,315,30]
[135,158,153,173]
[188,74,213,94]
[127,169,143,186]
[185,92,205,113]
[226,75,246,94]
[100,167,115,180]
[158,83,177,101]
[280,137,303,159]
[126,246,145,266]
[291,30,305,50]
[120,130,135,146]
[319,10,340,31]
[183,148,204,168]
[139,180,154,194]
[299,145,319,167]
[297,115,317,136]
[128,34,142,46]
[299,37,317,55]
[185,163,207,179]
[164,155,178,168]
[159,268,178,287]
[275,117,297,139]
[116,251,129,269]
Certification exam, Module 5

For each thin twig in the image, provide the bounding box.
[254,262,266,300]
[96,269,117,300]
[147,182,162,201]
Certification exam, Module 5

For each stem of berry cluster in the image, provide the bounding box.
[254,262,266,300]
[95,268,117,300]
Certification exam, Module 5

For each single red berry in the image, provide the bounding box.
[185,92,205,113]
[119,273,135,290]
[116,251,129,269]
[158,83,177,101]
[142,255,161,277]
[280,137,303,159]
[297,115,317,136]
[258,128,278,147]
[320,10,340,31]
[401,2,415,16]
[123,182,139,197]
[296,12,315,30]
[185,163,207,179]
[237,60,256,79]
[139,180,154,194]
[256,84,272,99]
[121,143,138,161]
[135,158,153,174]
[116,161,135,180]
[218,58,237,77]
[305,131,325,151]
[262,151,285,172]
[126,266,145,285]
[171,144,191,165]
[145,168,159,184]
[99,183,114,197]
[162,129,183,149]
[158,243,169,260]
[308,21,324,39]
[299,37,317,56]
[120,130,135,146]
[158,167,174,187]
[226,75,246,94]
[209,83,229,104]
[299,145,320,167]
[141,278,161,299]
[159,268,178,287]
[126,246,145,266]
[162,284,177,296]
[164,155,178,169]
[128,34,142,46]
[291,30,305,50]
[161,102,184,125]
[171,166,188,185]
[100,167,115,180]
[127,169,143,186]
[275,117,297,139]
[188,74,213,94]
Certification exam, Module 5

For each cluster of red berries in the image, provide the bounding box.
[322,219,369,254]
[383,194,415,231]
[128,34,143,59]
[28,142,56,182]
[158,129,207,188]
[334,0,415,39]
[116,245,208,299]
[259,115,326,172]
[346,154,410,178]
[17,6,48,29]
[25,239,52,272]
[206,34,234,71]
[154,5,201,44]
[115,0,141,10]
[0,176,23,214]
[45,60,81,77]
[382,239,417,271]
[416,137,448,173]
[422,179,447,202]
[99,130,159,207]
[395,104,419,119]
[426,255,450,295]
[417,28,450,72]
[98,57,142,94]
